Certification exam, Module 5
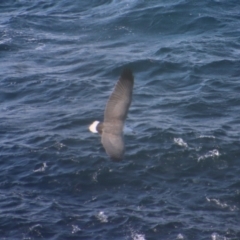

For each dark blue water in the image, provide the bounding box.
[1,1,240,239]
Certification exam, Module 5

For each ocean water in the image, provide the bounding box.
[1,0,240,239]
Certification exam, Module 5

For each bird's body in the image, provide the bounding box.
[89,69,134,161]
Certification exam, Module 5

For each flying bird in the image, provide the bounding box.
[89,69,134,161]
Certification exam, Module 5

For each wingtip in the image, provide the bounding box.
[121,68,134,81]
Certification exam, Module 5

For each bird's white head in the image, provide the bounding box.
[89,121,100,133]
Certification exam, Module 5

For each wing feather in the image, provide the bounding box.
[101,132,124,161]
[104,69,134,123]
[101,69,134,161]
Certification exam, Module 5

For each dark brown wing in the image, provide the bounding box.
[101,131,124,161]
[104,69,134,123]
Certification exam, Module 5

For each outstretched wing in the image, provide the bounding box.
[104,69,134,123]
[101,132,124,161]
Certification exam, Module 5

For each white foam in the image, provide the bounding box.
[131,233,146,240]
[89,121,99,133]
[199,135,215,139]
[177,233,185,239]
[130,228,146,240]
[29,224,42,231]
[198,149,219,162]
[35,43,45,50]
[124,124,135,135]
[71,225,81,234]
[211,232,228,240]
[206,197,228,208]
[174,138,188,147]
[33,162,47,172]
[206,197,238,211]
[96,211,108,223]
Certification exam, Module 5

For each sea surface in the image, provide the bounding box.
[1,1,240,239]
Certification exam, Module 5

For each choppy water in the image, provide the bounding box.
[1,1,240,239]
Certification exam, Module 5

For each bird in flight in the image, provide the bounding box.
[89,69,134,161]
